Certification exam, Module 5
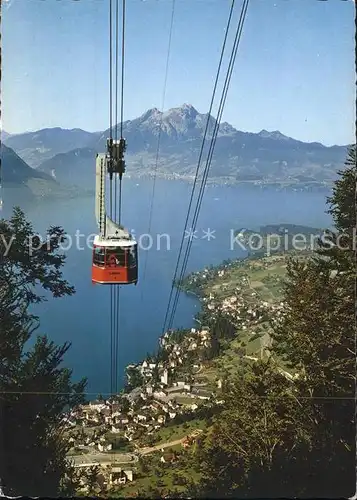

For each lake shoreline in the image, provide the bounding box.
[15,178,331,397]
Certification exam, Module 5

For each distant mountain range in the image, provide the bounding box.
[37,148,98,189]
[2,104,350,193]
[1,144,54,185]
[1,144,91,203]
[3,127,98,168]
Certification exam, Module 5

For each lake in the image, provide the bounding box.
[3,178,332,398]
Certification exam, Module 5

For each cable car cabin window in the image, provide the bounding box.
[106,247,126,267]
[127,246,137,268]
[93,247,105,266]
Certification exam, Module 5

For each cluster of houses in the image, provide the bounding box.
[178,259,241,295]
[159,327,211,363]
[126,327,213,396]
[76,464,136,495]
[64,327,216,455]
[203,286,285,328]
[124,327,215,409]
[126,326,211,385]
[61,326,220,493]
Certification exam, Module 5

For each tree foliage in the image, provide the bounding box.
[125,366,144,391]
[184,146,356,498]
[316,145,356,274]
[0,207,87,497]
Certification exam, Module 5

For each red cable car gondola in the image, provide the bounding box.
[91,147,138,285]
[92,235,138,285]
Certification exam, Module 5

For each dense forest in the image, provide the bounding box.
[0,146,355,497]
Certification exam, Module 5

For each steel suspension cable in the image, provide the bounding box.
[161,0,236,334]
[120,0,125,140]
[167,0,250,331]
[114,0,119,223]
[113,0,120,397]
[141,0,176,290]
[118,0,126,227]
[109,0,115,398]
[114,0,126,395]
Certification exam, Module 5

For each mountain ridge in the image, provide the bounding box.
[1,144,55,184]
[3,127,99,167]
[3,104,350,191]
[4,104,350,148]
[1,144,93,203]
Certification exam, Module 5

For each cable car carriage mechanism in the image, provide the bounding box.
[92,138,138,285]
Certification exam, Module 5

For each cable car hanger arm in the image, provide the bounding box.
[107,137,126,181]
[95,151,130,239]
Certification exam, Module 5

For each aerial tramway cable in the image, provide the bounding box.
[113,0,120,397]
[109,0,114,398]
[161,0,237,334]
[115,0,126,395]
[167,0,250,331]
[141,0,176,289]
[167,0,250,332]
[108,0,126,397]
[162,0,250,334]
[118,0,126,227]
[114,0,119,227]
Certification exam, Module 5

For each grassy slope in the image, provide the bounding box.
[188,252,311,389]
[149,418,207,447]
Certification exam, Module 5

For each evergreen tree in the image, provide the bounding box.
[0,207,87,496]
[316,145,356,274]
[188,147,356,498]
[125,366,144,390]
[189,360,309,498]
[270,147,356,496]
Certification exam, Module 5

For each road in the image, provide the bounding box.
[138,437,185,456]
[67,430,204,467]
[68,452,138,467]
[138,429,203,456]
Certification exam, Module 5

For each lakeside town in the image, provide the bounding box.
[64,324,217,494]
[64,245,311,495]
[127,165,334,192]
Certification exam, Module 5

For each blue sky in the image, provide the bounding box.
[2,0,355,145]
